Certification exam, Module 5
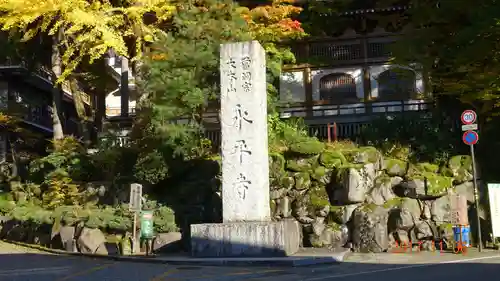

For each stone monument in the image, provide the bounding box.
[190,41,300,257]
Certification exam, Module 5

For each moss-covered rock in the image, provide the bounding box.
[384,158,407,177]
[453,168,473,184]
[319,150,346,168]
[415,163,439,173]
[280,176,295,190]
[308,184,330,210]
[439,166,454,177]
[411,172,453,196]
[270,200,277,216]
[289,140,325,155]
[344,146,382,164]
[269,153,285,173]
[382,197,404,209]
[448,155,472,172]
[294,172,311,190]
[286,158,312,172]
[311,166,331,183]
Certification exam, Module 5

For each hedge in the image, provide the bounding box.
[0,199,178,233]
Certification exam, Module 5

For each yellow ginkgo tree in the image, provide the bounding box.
[0,0,175,139]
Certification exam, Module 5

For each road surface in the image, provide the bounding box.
[0,243,499,281]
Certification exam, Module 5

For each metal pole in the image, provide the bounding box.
[470,144,483,252]
[132,212,137,254]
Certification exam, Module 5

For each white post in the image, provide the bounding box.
[132,212,137,254]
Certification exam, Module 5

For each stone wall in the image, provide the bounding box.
[267,143,480,252]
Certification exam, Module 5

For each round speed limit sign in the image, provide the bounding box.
[461,110,477,125]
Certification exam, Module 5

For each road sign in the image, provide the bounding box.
[461,110,477,125]
[129,183,143,212]
[462,130,479,145]
[461,124,478,131]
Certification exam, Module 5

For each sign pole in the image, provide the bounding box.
[129,183,143,255]
[470,143,483,252]
[461,110,481,252]
[132,212,137,254]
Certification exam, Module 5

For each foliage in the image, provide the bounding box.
[296,0,353,37]
[134,0,249,184]
[141,0,249,128]
[268,113,318,152]
[28,137,93,208]
[386,0,500,114]
[0,197,178,233]
[240,0,305,107]
[359,113,462,164]
[0,0,176,82]
[89,131,137,185]
[289,140,325,155]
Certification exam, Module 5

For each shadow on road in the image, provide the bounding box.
[0,251,499,281]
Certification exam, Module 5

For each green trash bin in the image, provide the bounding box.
[140,210,154,239]
[140,210,154,255]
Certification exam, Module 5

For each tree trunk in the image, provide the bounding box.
[51,30,65,141]
[121,57,129,117]
[69,77,90,146]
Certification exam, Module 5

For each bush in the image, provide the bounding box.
[289,140,325,155]
[0,199,177,234]
[154,206,178,233]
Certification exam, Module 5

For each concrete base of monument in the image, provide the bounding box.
[190,219,301,258]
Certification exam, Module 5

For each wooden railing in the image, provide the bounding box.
[280,99,430,119]
[203,100,431,150]
[106,106,136,116]
[287,36,396,67]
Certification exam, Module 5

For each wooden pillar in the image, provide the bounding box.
[361,34,372,114]
[120,57,129,118]
[303,42,313,118]
[304,67,313,118]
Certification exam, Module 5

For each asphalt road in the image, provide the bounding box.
[1,250,500,281]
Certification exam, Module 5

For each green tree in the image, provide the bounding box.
[386,0,500,114]
[133,0,249,184]
[134,0,306,183]
[0,0,175,139]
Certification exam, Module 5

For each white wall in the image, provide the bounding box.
[105,87,137,117]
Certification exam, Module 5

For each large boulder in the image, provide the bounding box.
[366,176,402,205]
[388,208,415,232]
[454,181,475,203]
[448,155,473,184]
[384,158,407,177]
[77,228,106,254]
[352,206,389,253]
[341,164,376,203]
[431,194,452,223]
[308,222,349,249]
[394,174,453,198]
[329,204,359,224]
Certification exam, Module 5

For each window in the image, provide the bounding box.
[377,68,416,100]
[319,73,357,104]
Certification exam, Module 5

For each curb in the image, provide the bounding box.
[2,240,347,267]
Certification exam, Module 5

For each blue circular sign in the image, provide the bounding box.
[463,130,478,145]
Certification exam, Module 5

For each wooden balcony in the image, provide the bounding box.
[286,34,397,69]
[203,99,431,150]
[105,106,136,117]
[280,99,430,123]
